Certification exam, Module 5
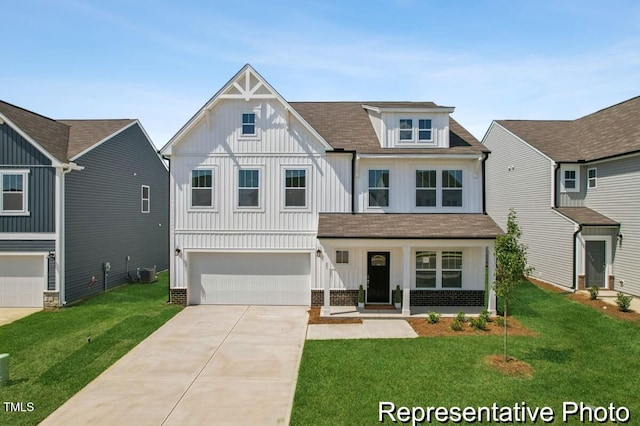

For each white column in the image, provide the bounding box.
[402,246,411,316]
[487,244,497,314]
[322,255,331,317]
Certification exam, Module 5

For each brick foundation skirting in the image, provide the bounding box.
[169,288,188,306]
[410,289,485,306]
[43,291,59,310]
[311,290,359,306]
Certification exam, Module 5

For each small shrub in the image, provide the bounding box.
[456,311,467,323]
[358,285,365,305]
[394,285,402,305]
[479,309,492,322]
[616,292,632,312]
[496,316,507,327]
[427,311,440,324]
[469,316,487,331]
[451,318,463,331]
[588,285,599,300]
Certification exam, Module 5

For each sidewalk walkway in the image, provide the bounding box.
[307,319,418,340]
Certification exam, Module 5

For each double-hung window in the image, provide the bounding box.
[284,169,306,208]
[564,170,576,190]
[587,168,597,189]
[416,251,436,288]
[1,170,28,215]
[442,170,463,207]
[442,251,462,288]
[238,169,260,208]
[242,113,256,136]
[418,119,432,141]
[399,119,413,141]
[141,185,150,213]
[191,169,213,208]
[336,250,350,265]
[368,169,389,207]
[416,170,436,207]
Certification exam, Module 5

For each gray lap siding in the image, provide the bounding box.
[64,124,168,303]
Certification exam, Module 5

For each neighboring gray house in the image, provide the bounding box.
[0,100,168,308]
[483,96,640,297]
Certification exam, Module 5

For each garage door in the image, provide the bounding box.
[188,252,310,305]
[0,255,45,307]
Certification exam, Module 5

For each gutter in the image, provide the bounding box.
[481,152,489,214]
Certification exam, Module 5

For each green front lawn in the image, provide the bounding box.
[291,281,640,425]
[0,273,182,425]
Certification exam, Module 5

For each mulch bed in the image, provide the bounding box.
[527,278,640,323]
[406,316,536,337]
[485,355,534,379]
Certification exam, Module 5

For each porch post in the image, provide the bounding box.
[487,244,497,314]
[402,246,411,316]
[322,257,331,317]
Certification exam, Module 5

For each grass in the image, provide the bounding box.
[291,280,640,425]
[0,272,182,425]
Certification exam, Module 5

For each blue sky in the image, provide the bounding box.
[2,0,639,147]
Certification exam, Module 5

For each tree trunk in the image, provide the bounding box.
[503,298,508,362]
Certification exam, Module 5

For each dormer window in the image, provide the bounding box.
[398,118,434,144]
[399,119,413,141]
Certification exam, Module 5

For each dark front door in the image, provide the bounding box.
[586,240,606,288]
[367,252,390,303]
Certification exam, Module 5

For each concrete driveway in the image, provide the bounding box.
[41,305,309,425]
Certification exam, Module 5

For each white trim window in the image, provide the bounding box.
[191,169,213,208]
[418,119,433,142]
[416,170,436,207]
[336,250,350,265]
[1,170,29,215]
[561,166,580,193]
[238,169,260,208]
[241,112,256,136]
[442,251,462,288]
[284,169,307,208]
[399,119,413,141]
[141,185,150,213]
[368,169,389,207]
[416,251,436,288]
[587,168,597,189]
[442,170,463,207]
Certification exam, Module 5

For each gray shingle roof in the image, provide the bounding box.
[496,95,640,162]
[0,100,70,162]
[0,100,136,162]
[59,119,135,159]
[318,213,503,239]
[290,102,487,155]
[553,207,619,226]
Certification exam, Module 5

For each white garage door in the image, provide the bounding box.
[0,255,45,307]
[188,252,310,305]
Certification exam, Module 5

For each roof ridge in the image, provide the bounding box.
[0,99,68,127]
[576,94,640,121]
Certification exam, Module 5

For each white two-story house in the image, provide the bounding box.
[160,65,502,315]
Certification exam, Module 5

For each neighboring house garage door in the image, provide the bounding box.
[0,255,45,308]
[188,252,310,305]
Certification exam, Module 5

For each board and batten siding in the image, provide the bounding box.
[583,155,640,296]
[356,158,483,213]
[484,123,575,288]
[170,97,352,289]
[382,112,450,148]
[0,123,56,233]
[64,123,168,303]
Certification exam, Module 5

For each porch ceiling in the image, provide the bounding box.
[317,213,503,239]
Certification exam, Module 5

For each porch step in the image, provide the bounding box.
[364,304,397,310]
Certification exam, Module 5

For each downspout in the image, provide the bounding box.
[162,154,171,303]
[351,151,356,214]
[59,162,84,306]
[572,225,582,290]
[552,162,560,208]
[481,152,489,214]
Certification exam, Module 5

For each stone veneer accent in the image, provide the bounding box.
[43,291,59,310]
[311,290,359,306]
[410,290,485,306]
[169,288,188,306]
